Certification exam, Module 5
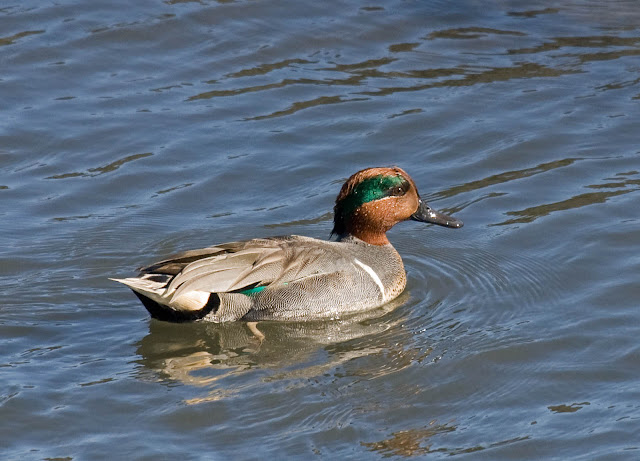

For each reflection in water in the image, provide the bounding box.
[226,58,314,78]
[427,27,526,40]
[46,152,153,180]
[180,22,636,117]
[508,35,640,62]
[495,172,639,226]
[192,60,575,104]
[432,164,639,227]
[388,42,420,53]
[433,158,579,200]
[363,424,530,457]
[245,95,369,121]
[362,422,456,457]
[388,108,423,119]
[498,189,631,226]
[178,9,640,127]
[136,294,409,404]
[152,182,194,197]
[0,30,45,47]
[357,63,577,97]
[187,75,363,100]
[176,12,640,131]
[548,402,590,414]
[507,8,559,18]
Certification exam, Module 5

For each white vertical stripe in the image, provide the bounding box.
[354,258,386,300]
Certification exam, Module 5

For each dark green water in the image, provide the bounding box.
[2,0,639,459]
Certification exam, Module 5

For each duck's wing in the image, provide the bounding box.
[165,241,284,298]
[138,240,251,275]
[113,236,341,313]
[164,236,334,300]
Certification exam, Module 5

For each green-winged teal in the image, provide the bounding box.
[112,167,462,322]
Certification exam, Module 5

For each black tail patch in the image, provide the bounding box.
[133,292,220,323]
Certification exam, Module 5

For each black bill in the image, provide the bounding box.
[410,199,463,228]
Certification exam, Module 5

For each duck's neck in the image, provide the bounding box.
[337,232,390,246]
[338,211,392,246]
[339,225,390,246]
[353,231,390,246]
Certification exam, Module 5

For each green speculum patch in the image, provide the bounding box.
[237,281,288,296]
[338,174,407,218]
[238,286,267,296]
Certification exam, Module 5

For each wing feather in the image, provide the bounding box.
[135,236,348,302]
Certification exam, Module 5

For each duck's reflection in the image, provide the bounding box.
[136,293,410,403]
[361,421,457,457]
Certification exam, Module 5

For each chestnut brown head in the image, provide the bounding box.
[332,167,462,245]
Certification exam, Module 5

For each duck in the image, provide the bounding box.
[111,166,462,323]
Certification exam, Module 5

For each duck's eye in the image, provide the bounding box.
[385,183,408,197]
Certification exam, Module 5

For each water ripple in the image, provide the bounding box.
[495,170,640,225]
[404,243,560,316]
[45,152,153,180]
[0,30,45,46]
[3,0,640,458]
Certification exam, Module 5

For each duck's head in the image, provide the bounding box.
[332,166,462,245]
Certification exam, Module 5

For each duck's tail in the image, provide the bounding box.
[110,276,169,305]
[110,276,217,322]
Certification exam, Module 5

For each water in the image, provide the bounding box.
[2,0,639,459]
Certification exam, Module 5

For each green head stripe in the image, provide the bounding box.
[339,174,408,218]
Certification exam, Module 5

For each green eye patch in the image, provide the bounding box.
[338,174,409,218]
